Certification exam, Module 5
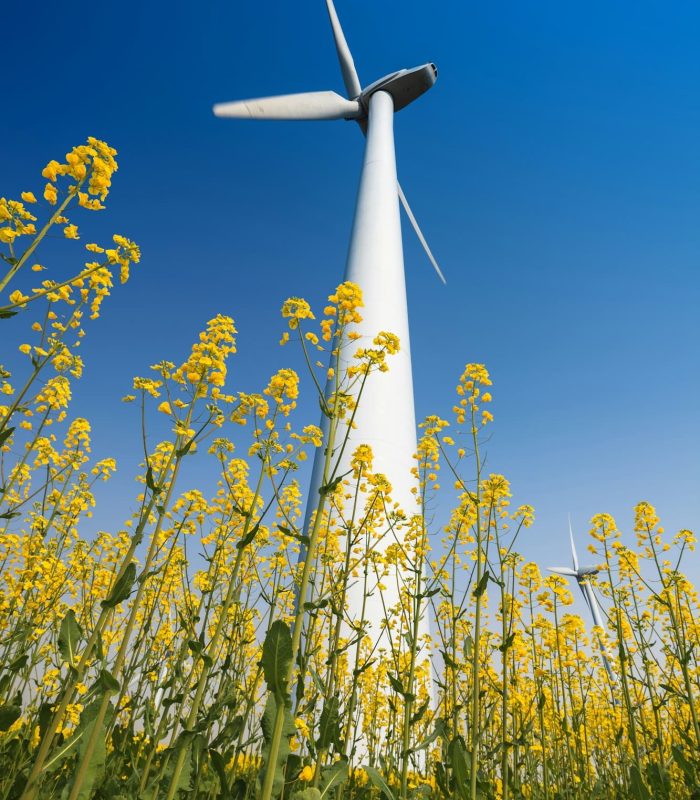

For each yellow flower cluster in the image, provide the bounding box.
[172,314,237,392]
[34,375,71,411]
[263,368,299,416]
[350,330,401,375]
[0,197,37,244]
[320,281,363,341]
[281,297,315,329]
[85,234,141,284]
[42,137,118,204]
[590,512,619,543]
[454,363,493,428]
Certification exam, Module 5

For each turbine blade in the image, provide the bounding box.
[547,566,578,577]
[325,0,362,99]
[569,515,580,572]
[213,91,361,121]
[579,584,594,615]
[398,183,447,284]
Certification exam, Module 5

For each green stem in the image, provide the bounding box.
[163,464,267,800]
[469,412,482,800]
[20,433,180,799]
[0,187,77,294]
[259,412,340,800]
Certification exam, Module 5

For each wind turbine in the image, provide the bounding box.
[548,519,617,684]
[214,4,441,658]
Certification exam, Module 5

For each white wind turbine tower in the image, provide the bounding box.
[548,519,618,684]
[214,2,442,673]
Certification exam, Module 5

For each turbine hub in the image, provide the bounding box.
[359,63,437,115]
[579,566,599,576]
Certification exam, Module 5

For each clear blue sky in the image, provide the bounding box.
[2,0,699,593]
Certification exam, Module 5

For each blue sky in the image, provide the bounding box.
[2,0,699,594]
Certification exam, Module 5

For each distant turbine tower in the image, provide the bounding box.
[214,2,441,668]
[548,518,617,684]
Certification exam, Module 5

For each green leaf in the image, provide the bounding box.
[628,764,651,800]
[0,310,18,319]
[319,760,349,797]
[0,427,15,448]
[260,621,292,704]
[441,650,459,670]
[291,790,321,800]
[59,700,112,800]
[38,702,53,737]
[463,635,473,660]
[0,704,21,731]
[236,522,261,550]
[303,598,328,612]
[671,744,697,783]
[318,396,332,419]
[472,572,489,599]
[278,525,310,547]
[309,666,325,695]
[388,673,406,696]
[659,682,686,699]
[353,659,375,678]
[95,631,105,663]
[44,698,111,784]
[318,475,343,496]
[58,609,82,668]
[97,669,120,695]
[316,696,341,751]
[8,653,28,672]
[159,733,196,797]
[145,465,161,495]
[188,639,203,655]
[448,737,471,800]
[176,439,194,458]
[209,748,230,798]
[210,715,244,749]
[645,760,671,799]
[412,719,446,753]
[410,697,430,726]
[363,766,396,800]
[101,562,136,608]
[498,633,516,653]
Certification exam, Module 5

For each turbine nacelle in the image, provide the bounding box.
[578,565,599,577]
[546,565,600,581]
[358,63,438,114]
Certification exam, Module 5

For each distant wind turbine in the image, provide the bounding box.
[548,519,617,684]
[214,2,442,659]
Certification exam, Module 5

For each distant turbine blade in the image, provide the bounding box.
[325,0,362,98]
[569,515,579,572]
[586,584,608,630]
[547,566,578,577]
[213,91,361,120]
[397,183,446,284]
